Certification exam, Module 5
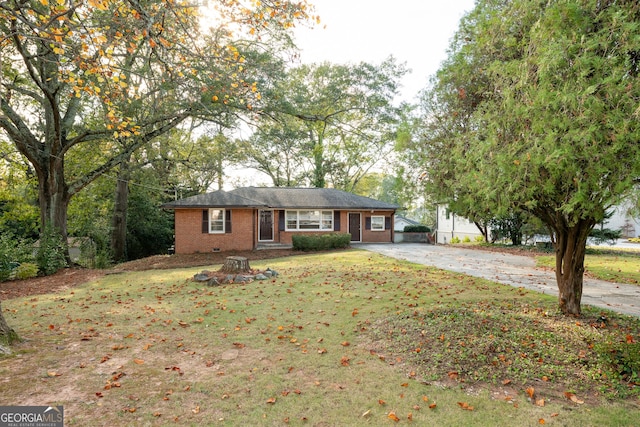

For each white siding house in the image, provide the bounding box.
[435,205,485,244]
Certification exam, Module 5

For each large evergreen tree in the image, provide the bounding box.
[415,0,640,315]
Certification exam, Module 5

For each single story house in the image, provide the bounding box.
[162,187,398,254]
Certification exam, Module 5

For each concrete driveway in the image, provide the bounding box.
[358,243,640,318]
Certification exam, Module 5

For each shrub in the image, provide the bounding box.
[474,235,485,242]
[0,232,34,282]
[589,228,622,245]
[450,236,461,244]
[36,223,67,276]
[292,233,351,251]
[403,225,431,233]
[463,236,471,243]
[15,263,38,280]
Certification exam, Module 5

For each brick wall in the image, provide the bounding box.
[173,208,255,254]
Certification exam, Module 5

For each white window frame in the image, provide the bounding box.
[209,208,225,234]
[370,215,385,231]
[285,210,333,231]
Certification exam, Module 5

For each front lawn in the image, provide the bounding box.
[537,250,640,285]
[1,250,638,426]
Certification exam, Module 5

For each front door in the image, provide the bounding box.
[348,213,361,242]
[259,210,274,241]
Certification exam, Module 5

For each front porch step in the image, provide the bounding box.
[256,243,293,250]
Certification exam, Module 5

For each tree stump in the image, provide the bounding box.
[218,256,251,274]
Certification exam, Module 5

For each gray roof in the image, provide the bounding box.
[162,187,398,210]
[161,190,267,209]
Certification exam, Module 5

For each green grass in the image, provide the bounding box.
[537,251,640,285]
[1,249,639,426]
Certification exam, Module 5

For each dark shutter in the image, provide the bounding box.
[333,211,341,231]
[365,217,371,230]
[202,210,209,233]
[385,217,391,230]
[278,210,285,231]
[225,210,232,233]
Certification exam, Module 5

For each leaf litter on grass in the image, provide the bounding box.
[0,250,639,426]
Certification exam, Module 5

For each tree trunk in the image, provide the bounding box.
[37,155,72,264]
[218,256,251,273]
[554,219,595,316]
[0,300,19,346]
[111,159,131,263]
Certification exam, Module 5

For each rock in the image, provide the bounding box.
[266,268,278,277]
[263,270,273,277]
[206,277,220,287]
[234,275,252,284]
[254,273,268,280]
[0,344,10,355]
[225,274,235,283]
[193,273,210,282]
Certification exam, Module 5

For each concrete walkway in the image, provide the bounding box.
[358,243,640,318]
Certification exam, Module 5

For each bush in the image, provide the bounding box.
[15,263,38,280]
[463,236,471,243]
[36,223,67,276]
[403,225,431,233]
[474,235,485,243]
[292,233,351,251]
[450,236,461,244]
[0,232,34,282]
[589,228,621,245]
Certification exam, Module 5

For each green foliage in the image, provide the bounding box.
[589,228,622,246]
[0,186,39,241]
[14,263,38,280]
[292,233,351,251]
[0,233,34,282]
[35,224,68,276]
[595,341,640,388]
[463,236,471,243]
[403,225,430,233]
[450,236,461,244]
[474,235,485,243]
[126,189,174,260]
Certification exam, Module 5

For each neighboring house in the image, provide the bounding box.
[394,215,421,232]
[435,205,484,244]
[602,199,640,238]
[162,187,398,254]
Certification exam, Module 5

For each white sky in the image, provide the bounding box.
[293,0,476,102]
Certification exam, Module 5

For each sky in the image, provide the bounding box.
[292,0,477,102]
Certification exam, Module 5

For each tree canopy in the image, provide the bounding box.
[0,0,313,259]
[413,0,640,315]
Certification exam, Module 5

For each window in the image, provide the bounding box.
[370,215,385,231]
[209,209,225,233]
[285,210,333,231]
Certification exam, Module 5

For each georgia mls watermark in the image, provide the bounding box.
[0,406,63,427]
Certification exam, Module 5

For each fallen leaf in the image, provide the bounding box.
[387,411,400,422]
[526,386,535,399]
[378,399,386,405]
[407,412,413,421]
[502,379,512,385]
[539,419,545,424]
[361,409,371,418]
[266,397,277,404]
[341,341,350,346]
[564,392,584,404]
[340,356,350,366]
[535,398,545,407]
[133,359,144,365]
[192,406,200,414]
[428,403,437,409]
[457,402,474,411]
[47,371,62,377]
